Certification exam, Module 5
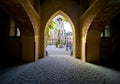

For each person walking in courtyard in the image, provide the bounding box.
[66,41,69,51]
[68,41,72,52]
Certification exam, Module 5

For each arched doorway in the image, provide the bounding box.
[0,0,40,65]
[85,0,120,70]
[44,10,75,57]
[0,7,35,69]
[99,14,120,70]
[79,0,120,63]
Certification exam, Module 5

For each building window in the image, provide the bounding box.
[101,24,111,37]
[16,27,20,36]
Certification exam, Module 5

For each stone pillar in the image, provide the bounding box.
[75,39,81,59]
[86,30,100,63]
[35,35,40,61]
[21,0,43,61]
[35,31,44,60]
[81,37,86,62]
[21,36,35,62]
[39,28,45,59]
[75,23,82,59]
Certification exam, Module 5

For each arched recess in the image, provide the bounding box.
[79,0,105,61]
[20,0,41,61]
[44,10,76,57]
[79,0,120,62]
[86,0,120,63]
[0,0,41,62]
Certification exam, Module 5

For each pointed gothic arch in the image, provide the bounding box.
[80,0,120,62]
[44,10,76,57]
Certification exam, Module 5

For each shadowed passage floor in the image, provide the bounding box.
[0,45,120,84]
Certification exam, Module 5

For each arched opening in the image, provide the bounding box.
[83,0,120,64]
[44,10,75,57]
[100,14,120,70]
[0,0,36,69]
[85,1,120,70]
[0,8,22,69]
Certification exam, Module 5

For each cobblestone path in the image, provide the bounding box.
[0,45,119,84]
[46,45,71,56]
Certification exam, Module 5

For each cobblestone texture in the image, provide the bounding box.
[0,56,114,84]
[0,45,118,84]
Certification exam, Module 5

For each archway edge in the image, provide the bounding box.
[0,0,39,61]
[21,0,42,60]
[44,10,76,57]
[81,0,120,40]
[86,4,120,63]
[45,10,75,36]
[79,0,105,61]
[81,0,120,62]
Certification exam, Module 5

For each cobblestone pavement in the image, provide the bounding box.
[0,45,120,84]
[46,45,71,56]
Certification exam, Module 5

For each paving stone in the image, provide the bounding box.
[0,45,119,84]
[0,56,113,84]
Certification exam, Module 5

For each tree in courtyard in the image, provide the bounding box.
[46,21,56,46]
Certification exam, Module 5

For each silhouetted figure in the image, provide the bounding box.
[66,41,69,51]
[68,41,72,52]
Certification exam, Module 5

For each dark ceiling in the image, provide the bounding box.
[40,0,80,5]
